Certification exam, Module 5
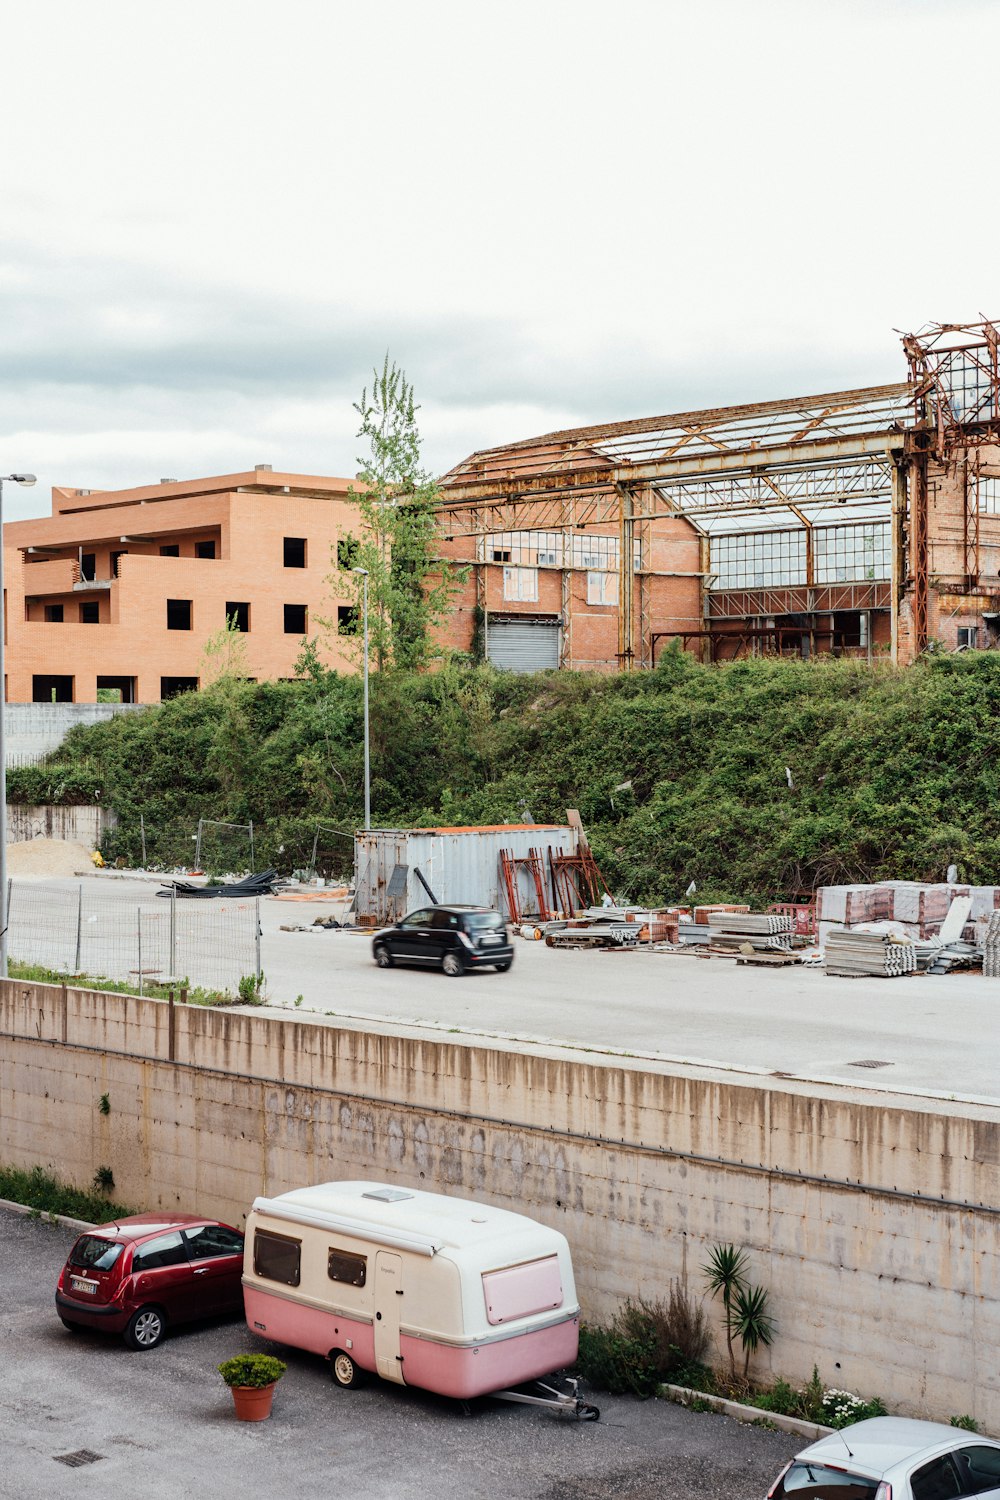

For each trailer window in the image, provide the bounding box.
[328,1249,367,1288]
[482,1255,563,1325]
[253,1229,301,1286]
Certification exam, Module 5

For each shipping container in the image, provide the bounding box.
[353,825,579,926]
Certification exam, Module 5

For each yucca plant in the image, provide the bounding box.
[732,1281,774,1377]
[701,1243,749,1375]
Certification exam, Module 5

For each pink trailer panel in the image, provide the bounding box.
[400,1315,579,1400]
[482,1255,563,1326]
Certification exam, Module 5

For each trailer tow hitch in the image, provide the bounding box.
[491,1376,600,1421]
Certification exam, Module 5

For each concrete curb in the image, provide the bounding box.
[0,1197,94,1232]
[662,1383,834,1441]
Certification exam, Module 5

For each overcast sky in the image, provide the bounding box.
[2,0,997,520]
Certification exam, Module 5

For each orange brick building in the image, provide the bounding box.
[5,467,363,703]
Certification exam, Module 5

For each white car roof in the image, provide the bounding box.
[801,1418,999,1478]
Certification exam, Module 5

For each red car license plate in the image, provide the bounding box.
[71,1276,98,1294]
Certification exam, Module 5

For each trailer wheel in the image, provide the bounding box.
[578,1402,601,1421]
[330,1350,363,1388]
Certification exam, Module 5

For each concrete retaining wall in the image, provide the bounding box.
[5,701,146,766]
[2,978,998,1427]
[6,803,118,846]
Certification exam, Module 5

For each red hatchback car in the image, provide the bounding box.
[55,1214,245,1350]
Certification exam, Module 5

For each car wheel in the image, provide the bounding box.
[124,1306,166,1350]
[331,1349,363,1388]
[494,960,512,972]
[374,945,394,968]
[442,952,465,977]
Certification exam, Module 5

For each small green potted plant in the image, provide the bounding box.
[218,1353,287,1422]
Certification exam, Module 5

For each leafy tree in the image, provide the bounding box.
[201,614,250,686]
[335,355,463,671]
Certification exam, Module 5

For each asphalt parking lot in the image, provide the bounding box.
[2,1207,797,1500]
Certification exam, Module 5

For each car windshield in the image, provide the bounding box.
[464,913,505,930]
[69,1235,125,1272]
[773,1463,881,1500]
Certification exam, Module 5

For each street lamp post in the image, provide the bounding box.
[0,473,37,977]
[351,566,371,830]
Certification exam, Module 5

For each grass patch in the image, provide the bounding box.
[9,959,235,1007]
[0,1163,140,1223]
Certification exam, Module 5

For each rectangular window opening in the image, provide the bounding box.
[160,677,198,699]
[44,604,64,623]
[80,601,100,624]
[336,536,359,570]
[587,572,619,606]
[502,566,538,602]
[254,1229,301,1287]
[337,605,359,636]
[159,544,180,558]
[225,602,250,633]
[32,675,74,703]
[284,604,307,634]
[97,677,136,704]
[195,540,216,560]
[328,1248,367,1287]
[167,599,192,631]
[284,537,307,568]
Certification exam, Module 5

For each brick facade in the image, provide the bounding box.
[4,468,363,703]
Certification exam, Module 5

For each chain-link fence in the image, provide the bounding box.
[8,880,260,996]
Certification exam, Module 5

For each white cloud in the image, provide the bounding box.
[1,0,997,519]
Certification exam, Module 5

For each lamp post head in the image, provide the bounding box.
[351,566,369,576]
[6,474,37,487]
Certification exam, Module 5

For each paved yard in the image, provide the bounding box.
[12,874,1000,1105]
[1,1207,798,1500]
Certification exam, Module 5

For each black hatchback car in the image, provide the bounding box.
[372,905,514,976]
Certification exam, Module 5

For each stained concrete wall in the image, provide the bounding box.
[4,701,145,764]
[6,803,117,846]
[3,977,999,1427]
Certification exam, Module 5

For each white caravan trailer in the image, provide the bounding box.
[243,1182,596,1416]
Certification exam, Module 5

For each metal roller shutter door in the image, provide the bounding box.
[487,619,561,673]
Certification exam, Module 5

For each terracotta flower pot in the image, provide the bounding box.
[229,1382,276,1422]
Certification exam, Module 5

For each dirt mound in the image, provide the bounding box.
[6,838,96,877]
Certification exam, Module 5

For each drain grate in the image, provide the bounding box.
[848,1059,893,1069]
[54,1450,105,1469]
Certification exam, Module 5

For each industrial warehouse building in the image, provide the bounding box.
[5,319,1000,700]
[437,319,1000,671]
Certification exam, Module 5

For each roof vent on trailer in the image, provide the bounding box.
[362,1188,414,1203]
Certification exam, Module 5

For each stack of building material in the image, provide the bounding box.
[984,913,1000,979]
[824,929,917,978]
[708,913,794,938]
[706,911,795,958]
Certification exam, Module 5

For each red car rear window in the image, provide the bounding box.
[69,1236,125,1272]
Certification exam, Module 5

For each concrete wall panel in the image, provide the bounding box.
[3,978,1000,1426]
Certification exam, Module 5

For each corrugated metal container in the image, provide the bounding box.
[354,824,580,926]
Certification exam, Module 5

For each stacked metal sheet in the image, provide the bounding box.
[707,912,794,954]
[824,929,918,978]
[984,913,1000,979]
[708,913,793,937]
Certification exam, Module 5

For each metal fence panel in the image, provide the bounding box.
[7,881,258,996]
